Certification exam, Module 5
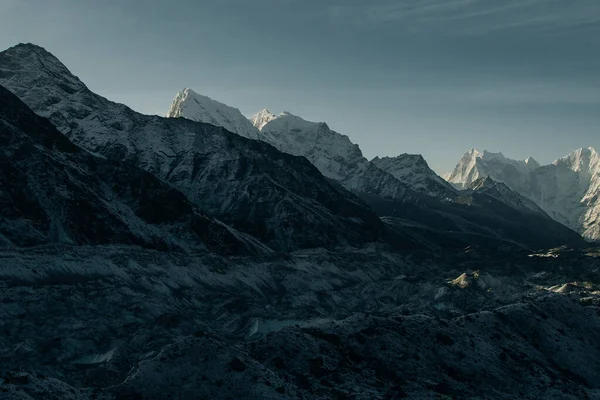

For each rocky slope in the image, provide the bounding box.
[372,154,457,198]
[467,176,547,216]
[0,43,386,251]
[1,245,600,399]
[446,147,600,241]
[0,84,271,255]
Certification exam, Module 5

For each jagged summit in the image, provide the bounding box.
[1,42,84,87]
[249,108,277,130]
[166,88,261,140]
[525,156,540,168]
[446,148,542,190]
[554,147,599,171]
[447,146,600,240]
[0,83,268,254]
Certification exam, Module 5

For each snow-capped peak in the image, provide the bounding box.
[249,109,277,130]
[446,146,600,240]
[166,88,261,140]
[554,147,599,173]
[467,148,482,157]
[446,148,542,190]
[524,156,540,168]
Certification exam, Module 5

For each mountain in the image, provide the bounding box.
[467,176,547,216]
[168,91,446,200]
[170,97,417,200]
[165,87,586,249]
[371,154,457,198]
[257,112,392,192]
[382,175,584,250]
[167,88,262,140]
[249,108,277,131]
[0,43,386,251]
[446,147,600,241]
[169,98,424,201]
[0,84,270,255]
[455,176,583,248]
[252,112,586,248]
[446,149,540,190]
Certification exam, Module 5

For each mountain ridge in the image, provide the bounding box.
[0,83,270,255]
[0,43,387,251]
[165,86,585,249]
[446,146,600,240]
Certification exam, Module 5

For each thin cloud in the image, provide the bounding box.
[327,0,600,37]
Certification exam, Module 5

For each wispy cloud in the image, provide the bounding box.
[327,0,600,38]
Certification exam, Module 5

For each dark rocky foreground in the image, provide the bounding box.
[1,245,600,399]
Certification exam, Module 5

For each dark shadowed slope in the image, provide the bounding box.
[0,43,386,251]
[0,84,271,255]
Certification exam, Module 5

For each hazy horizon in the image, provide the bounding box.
[1,0,599,174]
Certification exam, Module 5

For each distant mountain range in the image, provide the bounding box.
[165,87,584,249]
[446,148,600,241]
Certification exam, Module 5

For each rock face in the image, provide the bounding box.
[0,84,270,255]
[0,43,386,251]
[167,88,262,140]
[446,147,600,241]
[467,176,547,216]
[372,154,457,198]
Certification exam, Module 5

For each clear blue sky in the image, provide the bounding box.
[1,0,599,174]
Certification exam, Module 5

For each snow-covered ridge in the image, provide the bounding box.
[446,148,539,190]
[446,146,600,240]
[166,88,456,200]
[167,88,261,140]
[372,154,457,198]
